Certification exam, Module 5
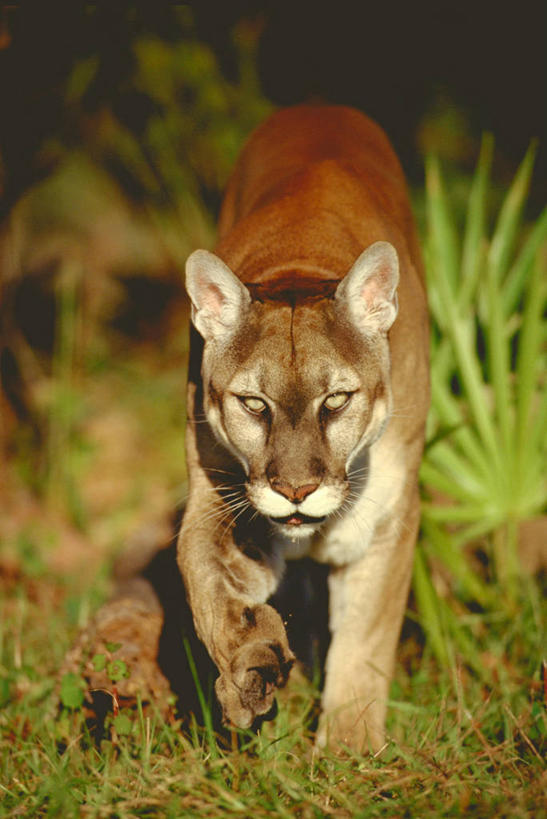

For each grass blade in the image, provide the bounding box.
[503,206,547,316]
[487,142,536,285]
[425,155,461,296]
[413,545,449,667]
[422,519,495,607]
[183,637,219,758]
[485,239,512,461]
[460,134,493,309]
[515,251,547,490]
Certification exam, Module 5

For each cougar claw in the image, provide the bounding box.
[215,639,294,729]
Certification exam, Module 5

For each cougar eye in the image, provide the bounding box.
[323,392,351,412]
[239,396,267,415]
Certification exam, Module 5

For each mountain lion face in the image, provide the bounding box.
[188,243,398,540]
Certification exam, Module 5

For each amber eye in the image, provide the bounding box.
[323,392,351,412]
[240,396,267,415]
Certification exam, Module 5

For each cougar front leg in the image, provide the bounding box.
[318,494,420,753]
[177,515,294,729]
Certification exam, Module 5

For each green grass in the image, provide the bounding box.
[0,562,544,816]
[1,145,545,815]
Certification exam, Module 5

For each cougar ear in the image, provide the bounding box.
[186,250,251,342]
[335,241,399,333]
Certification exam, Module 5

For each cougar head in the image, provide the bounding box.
[186,242,399,539]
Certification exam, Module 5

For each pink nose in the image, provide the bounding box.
[270,481,319,503]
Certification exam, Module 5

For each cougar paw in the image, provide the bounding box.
[215,639,294,729]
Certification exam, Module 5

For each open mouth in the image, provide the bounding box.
[271,513,327,527]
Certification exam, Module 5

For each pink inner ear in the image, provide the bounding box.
[361,267,392,307]
[200,282,224,318]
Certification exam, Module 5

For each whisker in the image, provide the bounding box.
[190,483,247,499]
[389,401,421,414]
[202,466,244,478]
[248,508,261,525]
[219,499,255,546]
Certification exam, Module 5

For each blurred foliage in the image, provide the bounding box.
[62,9,271,213]
[0,4,271,536]
[422,141,546,548]
[0,4,271,218]
[416,142,546,666]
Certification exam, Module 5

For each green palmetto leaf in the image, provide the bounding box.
[421,138,546,613]
[426,163,504,479]
[425,462,484,508]
[425,156,461,297]
[443,307,503,480]
[422,503,500,526]
[485,247,512,464]
[427,378,493,483]
[487,143,536,288]
[503,206,547,316]
[483,145,538,473]
[527,384,547,489]
[459,134,493,309]
[515,252,547,468]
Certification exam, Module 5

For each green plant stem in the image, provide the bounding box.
[491,519,520,604]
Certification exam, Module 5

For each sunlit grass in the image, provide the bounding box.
[1,561,544,816]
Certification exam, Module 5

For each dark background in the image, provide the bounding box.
[1,0,545,218]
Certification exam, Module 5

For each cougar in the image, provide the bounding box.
[178,105,429,752]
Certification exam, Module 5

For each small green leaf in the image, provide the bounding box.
[60,672,86,709]
[92,654,107,672]
[531,701,544,722]
[105,642,122,654]
[112,713,133,736]
[107,660,129,682]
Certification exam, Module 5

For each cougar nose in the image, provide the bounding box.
[271,480,319,503]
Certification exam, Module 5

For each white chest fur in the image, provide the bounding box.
[272,432,407,567]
